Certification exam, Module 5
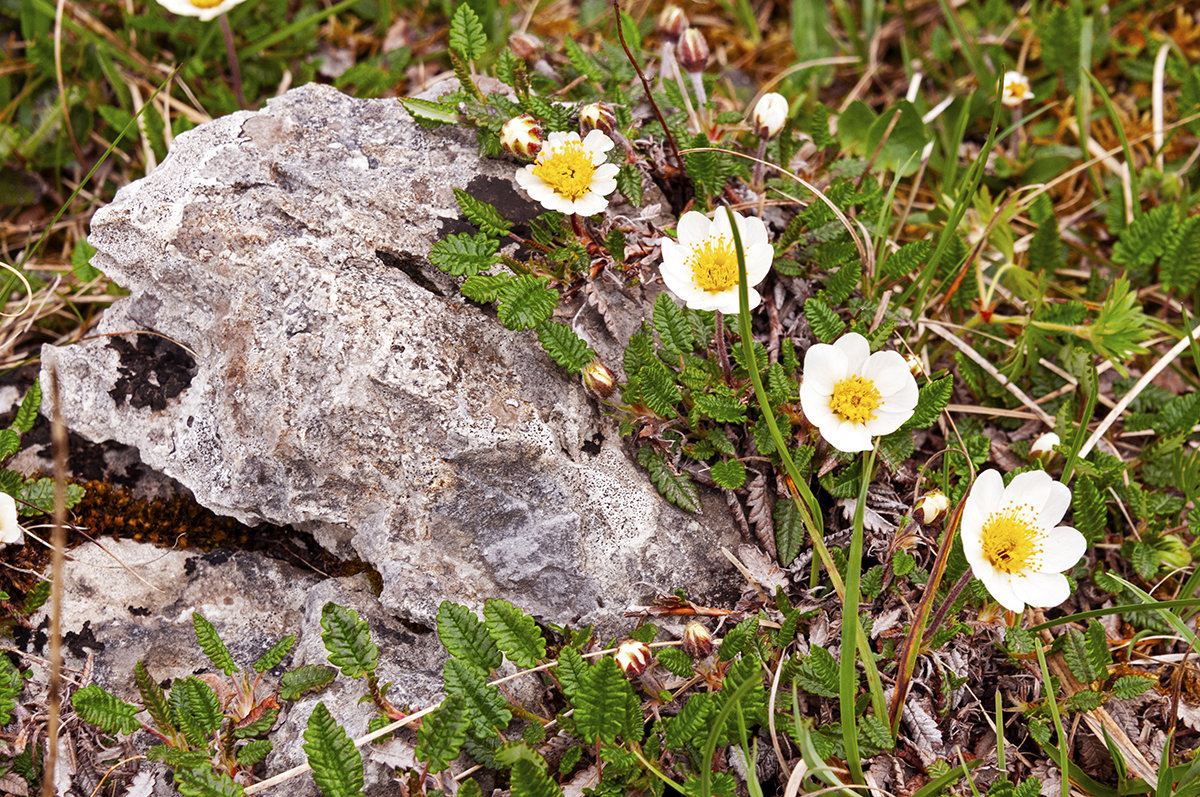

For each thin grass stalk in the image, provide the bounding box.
[1035,641,1071,797]
[236,0,362,61]
[42,368,67,797]
[1086,70,1141,220]
[839,445,876,785]
[725,208,891,736]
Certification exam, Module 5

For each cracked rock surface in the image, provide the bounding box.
[42,83,741,630]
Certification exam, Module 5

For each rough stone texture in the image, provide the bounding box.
[41,83,741,630]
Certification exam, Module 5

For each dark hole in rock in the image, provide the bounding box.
[376,249,445,296]
[581,432,604,456]
[108,333,197,411]
[128,606,151,617]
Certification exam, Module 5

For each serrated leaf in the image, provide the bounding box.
[280,665,336,701]
[233,708,278,739]
[1064,689,1105,712]
[606,228,626,263]
[665,692,715,750]
[792,648,839,698]
[1132,541,1161,580]
[1038,5,1081,89]
[804,297,845,343]
[148,747,212,767]
[1112,204,1177,268]
[859,714,893,749]
[638,362,682,418]
[19,477,83,516]
[573,656,641,745]
[454,189,513,237]
[192,613,237,676]
[693,391,747,423]
[715,654,765,741]
[304,702,364,797]
[175,765,246,797]
[1061,629,1098,683]
[0,430,19,460]
[638,447,701,513]
[562,37,606,83]
[254,635,296,673]
[1072,476,1107,546]
[438,601,503,671]
[880,238,930,283]
[653,293,695,355]
[72,684,142,735]
[417,696,470,774]
[448,4,486,61]
[710,460,747,490]
[171,677,223,748]
[1160,215,1200,293]
[511,758,563,797]
[0,656,20,727]
[462,273,510,303]
[10,382,40,434]
[136,661,175,737]
[429,233,500,278]
[497,275,557,331]
[443,658,513,736]
[237,739,272,766]
[1085,620,1113,673]
[495,740,546,770]
[484,598,547,668]
[823,258,862,305]
[1028,214,1065,274]
[656,647,695,677]
[398,97,460,126]
[902,376,953,430]
[535,321,595,375]
[555,647,590,701]
[774,497,805,565]
[320,603,378,679]
[1112,674,1156,700]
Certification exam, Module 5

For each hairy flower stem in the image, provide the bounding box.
[725,208,890,739]
[219,14,246,109]
[713,310,734,385]
[751,140,768,191]
[921,568,974,647]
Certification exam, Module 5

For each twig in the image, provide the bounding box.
[42,367,68,797]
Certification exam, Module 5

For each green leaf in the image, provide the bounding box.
[0,655,21,726]
[859,714,893,750]
[495,740,547,770]
[792,648,839,698]
[72,684,142,735]
[714,654,765,741]
[1112,204,1176,269]
[823,258,861,305]
[19,478,84,516]
[254,635,296,673]
[880,238,930,283]
[171,677,223,748]
[637,447,701,513]
[693,391,747,423]
[1061,629,1098,683]
[320,603,379,679]
[573,656,641,745]
[233,708,279,739]
[448,4,486,61]
[616,164,642,206]
[483,598,547,668]
[175,765,246,797]
[237,739,273,766]
[710,460,747,490]
[443,658,513,736]
[462,273,510,303]
[656,647,695,677]
[136,661,175,736]
[497,275,557,331]
[1112,674,1156,700]
[535,321,595,375]
[429,233,499,278]
[665,692,715,750]
[654,292,695,355]
[511,758,564,797]
[902,376,953,430]
[1132,541,1161,580]
[1028,213,1065,274]
[148,747,214,768]
[562,37,607,83]
[1085,620,1113,672]
[193,613,238,676]
[1038,4,1081,89]
[0,430,19,461]
[11,382,40,434]
[1160,215,1200,293]
[774,496,806,565]
[304,702,365,797]
[280,665,337,701]
[1064,689,1105,712]
[804,297,845,343]
[438,601,503,671]
[454,189,513,237]
[555,647,590,701]
[638,362,682,418]
[417,697,470,774]
[398,97,460,126]
[71,239,101,282]
[1072,476,1107,546]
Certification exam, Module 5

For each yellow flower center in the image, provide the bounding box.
[981,507,1042,575]
[687,237,739,294]
[532,141,597,201]
[1006,83,1028,101]
[188,0,225,7]
[829,375,882,424]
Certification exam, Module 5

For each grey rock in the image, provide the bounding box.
[41,82,741,630]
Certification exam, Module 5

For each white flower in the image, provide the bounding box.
[1001,70,1032,107]
[800,333,919,453]
[752,93,788,139]
[961,469,1086,613]
[0,493,22,545]
[659,210,773,313]
[156,0,248,21]
[1029,431,1060,456]
[514,130,619,216]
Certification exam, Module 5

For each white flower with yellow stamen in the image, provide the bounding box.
[659,210,773,314]
[514,130,619,216]
[961,469,1086,613]
[156,0,248,20]
[800,333,918,453]
[1001,70,1032,107]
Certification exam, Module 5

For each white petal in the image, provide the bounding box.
[800,382,836,427]
[863,408,912,437]
[514,166,539,190]
[711,209,736,238]
[1002,470,1052,521]
[803,343,849,393]
[743,286,762,311]
[1037,481,1073,528]
[967,470,1006,520]
[737,214,769,249]
[689,289,741,313]
[545,131,576,150]
[583,129,615,158]
[1014,571,1071,609]
[570,193,610,216]
[833,333,871,373]
[592,163,621,183]
[661,264,702,302]
[743,242,774,285]
[676,211,713,245]
[982,573,1026,612]
[1035,526,1087,572]
[821,419,872,452]
[0,493,20,544]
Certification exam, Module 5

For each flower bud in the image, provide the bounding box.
[682,622,713,659]
[677,28,709,74]
[579,102,618,137]
[903,353,923,377]
[1001,70,1031,108]
[751,92,788,140]
[508,32,545,64]
[615,640,653,676]
[1029,432,1060,463]
[582,359,616,399]
[500,114,543,158]
[914,490,949,525]
[656,4,688,43]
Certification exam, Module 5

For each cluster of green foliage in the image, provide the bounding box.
[0,383,86,517]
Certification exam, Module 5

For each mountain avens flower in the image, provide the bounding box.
[961,469,1086,613]
[752,93,788,139]
[615,640,652,676]
[915,489,949,524]
[659,210,773,313]
[0,493,22,545]
[800,333,919,452]
[678,28,709,74]
[1029,431,1060,464]
[156,0,248,21]
[579,102,617,136]
[501,114,543,159]
[1001,71,1032,107]
[514,130,619,216]
[682,622,713,659]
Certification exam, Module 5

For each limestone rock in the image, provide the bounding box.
[41,83,741,629]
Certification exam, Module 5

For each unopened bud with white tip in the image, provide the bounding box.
[500,114,543,159]
[615,640,653,676]
[682,622,713,659]
[1029,431,1060,463]
[677,28,709,74]
[579,102,618,137]
[914,490,949,525]
[752,93,788,140]
[582,359,616,399]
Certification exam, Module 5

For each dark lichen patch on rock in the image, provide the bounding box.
[108,333,197,411]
